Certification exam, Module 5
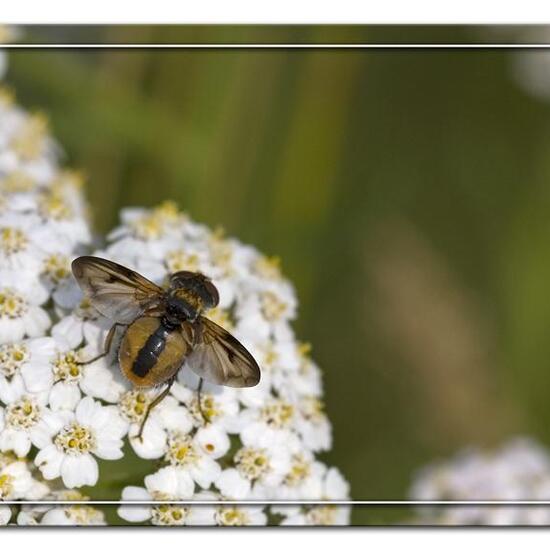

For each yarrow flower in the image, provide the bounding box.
[408,437,550,525]
[0,73,350,524]
[79,201,348,525]
[34,396,127,488]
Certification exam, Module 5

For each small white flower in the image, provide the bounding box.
[0,374,58,457]
[125,394,194,459]
[273,468,351,525]
[21,335,125,409]
[118,467,196,526]
[234,279,297,344]
[0,212,49,271]
[208,502,268,526]
[237,396,298,442]
[215,426,292,499]
[0,459,34,500]
[51,295,112,350]
[0,337,56,385]
[294,395,332,452]
[34,396,128,488]
[0,270,50,344]
[194,424,231,460]
[161,430,222,491]
[171,379,240,432]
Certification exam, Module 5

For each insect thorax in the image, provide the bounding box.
[165,289,202,323]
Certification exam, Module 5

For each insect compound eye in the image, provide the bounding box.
[202,279,220,308]
[169,270,196,289]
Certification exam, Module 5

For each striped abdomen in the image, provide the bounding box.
[119,317,190,387]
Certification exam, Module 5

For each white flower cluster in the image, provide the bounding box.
[409,437,550,525]
[101,203,350,526]
[0,86,109,525]
[0,89,350,525]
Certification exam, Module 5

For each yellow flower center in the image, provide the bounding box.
[54,423,96,455]
[0,226,28,255]
[11,113,48,161]
[134,216,164,240]
[43,253,71,284]
[285,454,311,487]
[6,396,41,430]
[300,397,327,424]
[0,288,27,318]
[39,190,74,221]
[234,447,270,481]
[0,172,36,194]
[72,297,98,321]
[155,201,183,223]
[65,505,104,525]
[56,489,89,502]
[165,250,200,273]
[119,390,152,423]
[209,234,234,275]
[0,473,14,498]
[190,393,221,425]
[53,351,83,383]
[260,291,287,322]
[52,170,85,191]
[165,433,200,467]
[215,507,250,526]
[151,504,189,526]
[260,399,294,429]
[205,308,233,331]
[254,256,282,279]
[306,505,337,525]
[0,343,28,377]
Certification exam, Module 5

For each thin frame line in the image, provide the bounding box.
[3,43,550,48]
[1,36,546,509]
[5,500,550,506]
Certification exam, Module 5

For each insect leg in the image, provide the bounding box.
[196,378,209,424]
[75,322,125,365]
[135,378,175,442]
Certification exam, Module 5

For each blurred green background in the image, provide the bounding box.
[8,26,550,524]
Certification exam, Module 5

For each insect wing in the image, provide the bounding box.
[71,256,164,323]
[185,317,261,388]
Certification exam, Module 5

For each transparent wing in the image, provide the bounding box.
[71,256,164,323]
[185,317,261,388]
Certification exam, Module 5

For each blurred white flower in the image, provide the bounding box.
[409,436,550,525]
[0,504,11,525]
